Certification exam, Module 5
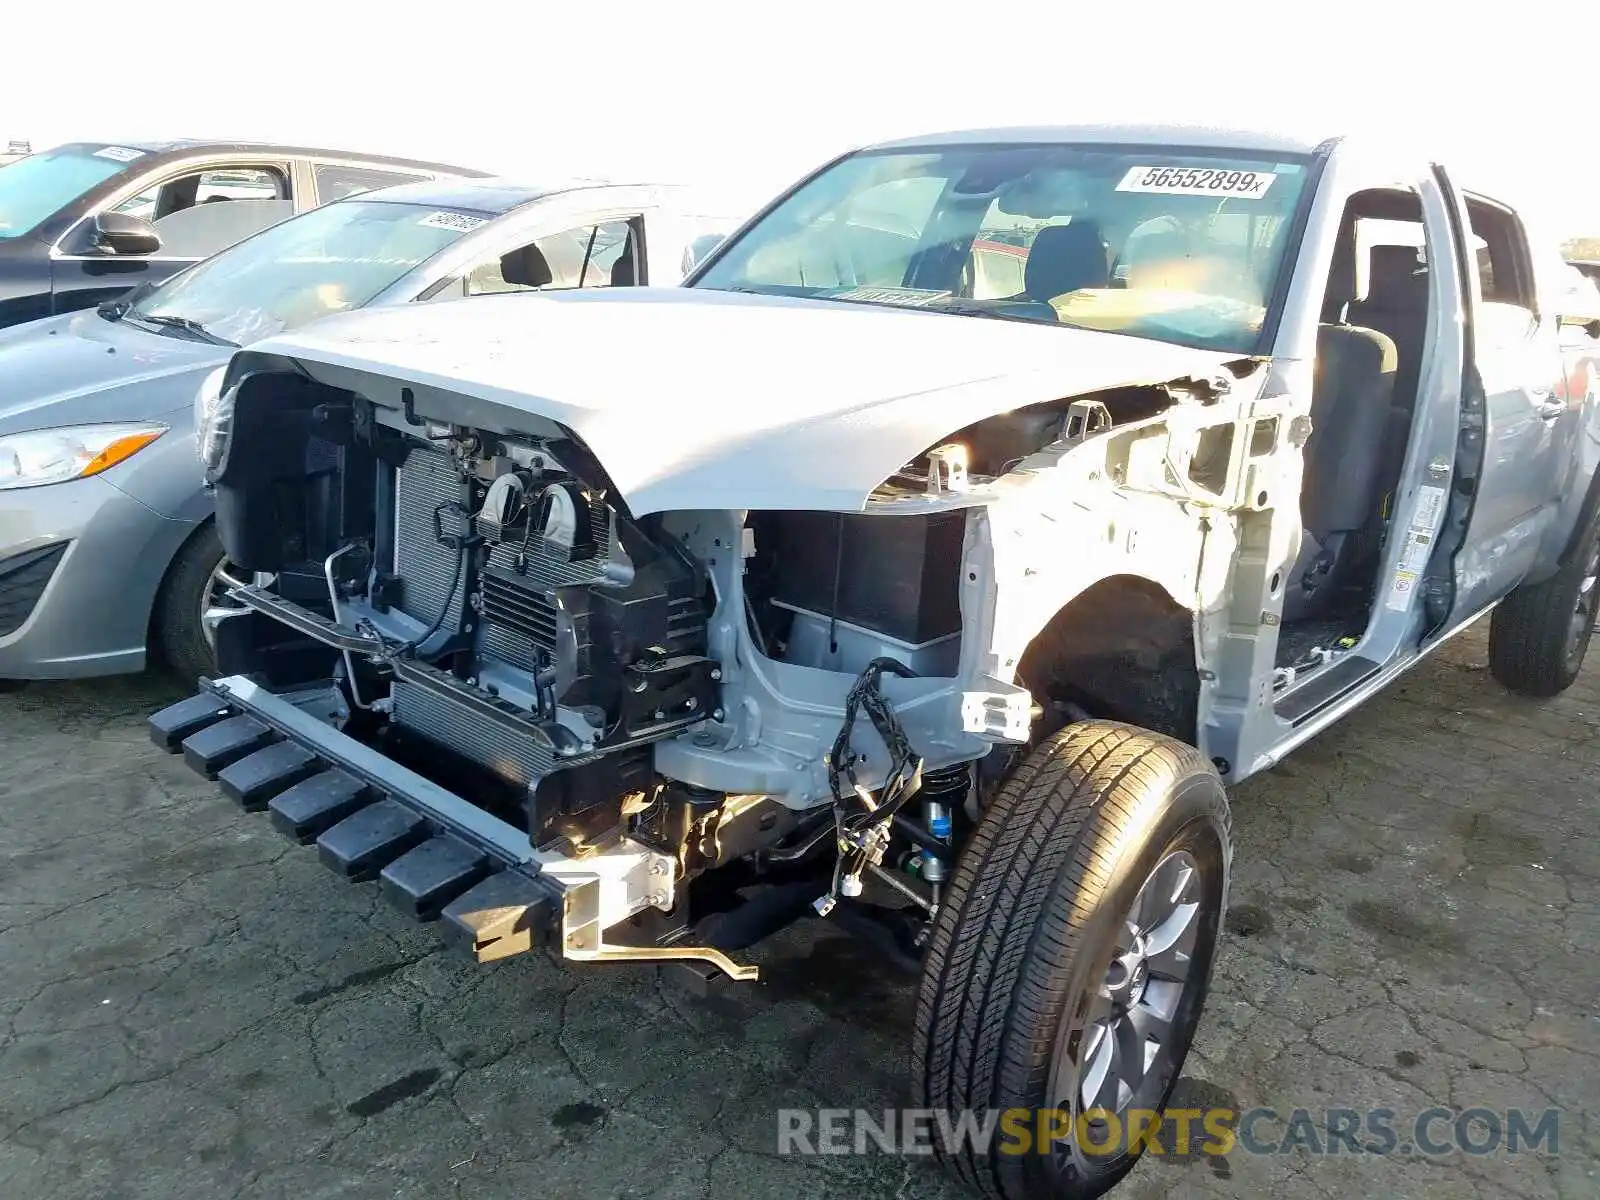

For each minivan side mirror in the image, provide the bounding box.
[92,211,163,256]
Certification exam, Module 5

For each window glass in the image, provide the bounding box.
[147,199,297,259]
[694,145,1313,353]
[1466,199,1535,310]
[0,144,131,239]
[1465,198,1538,344]
[109,165,290,258]
[314,163,424,201]
[114,186,159,219]
[1353,216,1429,299]
[681,227,730,277]
[125,199,486,344]
[735,174,945,291]
[115,166,287,221]
[195,168,282,204]
[961,202,1045,299]
[466,219,638,295]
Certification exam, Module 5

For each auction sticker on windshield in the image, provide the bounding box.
[93,146,146,163]
[419,211,488,233]
[832,286,952,307]
[1116,166,1276,198]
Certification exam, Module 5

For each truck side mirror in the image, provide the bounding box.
[92,211,163,256]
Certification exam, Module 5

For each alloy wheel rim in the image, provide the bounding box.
[1568,538,1600,663]
[1049,849,1203,1169]
[200,557,249,654]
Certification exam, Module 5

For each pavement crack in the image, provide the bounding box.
[553,987,601,1097]
[699,1136,733,1199]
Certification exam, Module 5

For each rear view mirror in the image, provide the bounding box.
[93,211,162,256]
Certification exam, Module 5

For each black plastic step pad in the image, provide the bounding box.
[380,836,491,921]
[317,798,429,881]
[218,742,322,811]
[267,771,373,844]
[148,694,234,752]
[181,715,276,779]
[441,870,557,962]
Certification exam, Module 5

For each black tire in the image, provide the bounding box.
[913,721,1231,1200]
[1488,509,1600,698]
[152,522,226,686]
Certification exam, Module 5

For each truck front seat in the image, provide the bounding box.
[1346,244,1432,522]
[1283,323,1398,623]
[1022,221,1110,303]
[1346,244,1429,407]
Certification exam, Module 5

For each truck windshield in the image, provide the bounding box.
[692,143,1314,353]
[124,199,488,345]
[0,145,132,240]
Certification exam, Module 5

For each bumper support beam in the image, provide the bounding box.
[147,675,756,980]
[150,675,564,962]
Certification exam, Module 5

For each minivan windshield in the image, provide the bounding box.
[0,144,133,240]
[692,143,1314,353]
[123,198,488,345]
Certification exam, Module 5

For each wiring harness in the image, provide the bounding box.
[816,657,926,914]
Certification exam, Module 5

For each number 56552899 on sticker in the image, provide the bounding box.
[1116,165,1277,197]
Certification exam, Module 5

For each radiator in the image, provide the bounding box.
[394,446,469,629]
[391,677,557,787]
[389,446,615,788]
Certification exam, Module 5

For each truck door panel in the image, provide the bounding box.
[1436,180,1564,622]
[1529,273,1600,574]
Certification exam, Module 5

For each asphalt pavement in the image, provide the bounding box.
[0,622,1595,1199]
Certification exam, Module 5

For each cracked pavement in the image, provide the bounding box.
[1,622,1595,1199]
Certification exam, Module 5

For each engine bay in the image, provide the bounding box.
[205,371,1005,881]
[193,348,1219,974]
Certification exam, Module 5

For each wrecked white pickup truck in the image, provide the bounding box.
[151,125,1600,1199]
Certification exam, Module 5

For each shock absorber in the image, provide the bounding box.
[916,763,969,910]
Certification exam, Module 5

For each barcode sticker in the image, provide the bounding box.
[1116,165,1276,198]
[833,286,951,307]
[1383,484,1450,612]
[94,146,146,163]
[419,211,487,233]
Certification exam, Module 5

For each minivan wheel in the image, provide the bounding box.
[913,721,1231,1200]
[1488,512,1600,698]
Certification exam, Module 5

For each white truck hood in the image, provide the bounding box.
[246,287,1242,515]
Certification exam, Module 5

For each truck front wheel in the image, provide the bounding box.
[913,721,1231,1200]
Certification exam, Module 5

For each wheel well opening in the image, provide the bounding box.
[1016,574,1199,745]
[145,517,218,647]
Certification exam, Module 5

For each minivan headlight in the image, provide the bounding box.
[0,423,167,491]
